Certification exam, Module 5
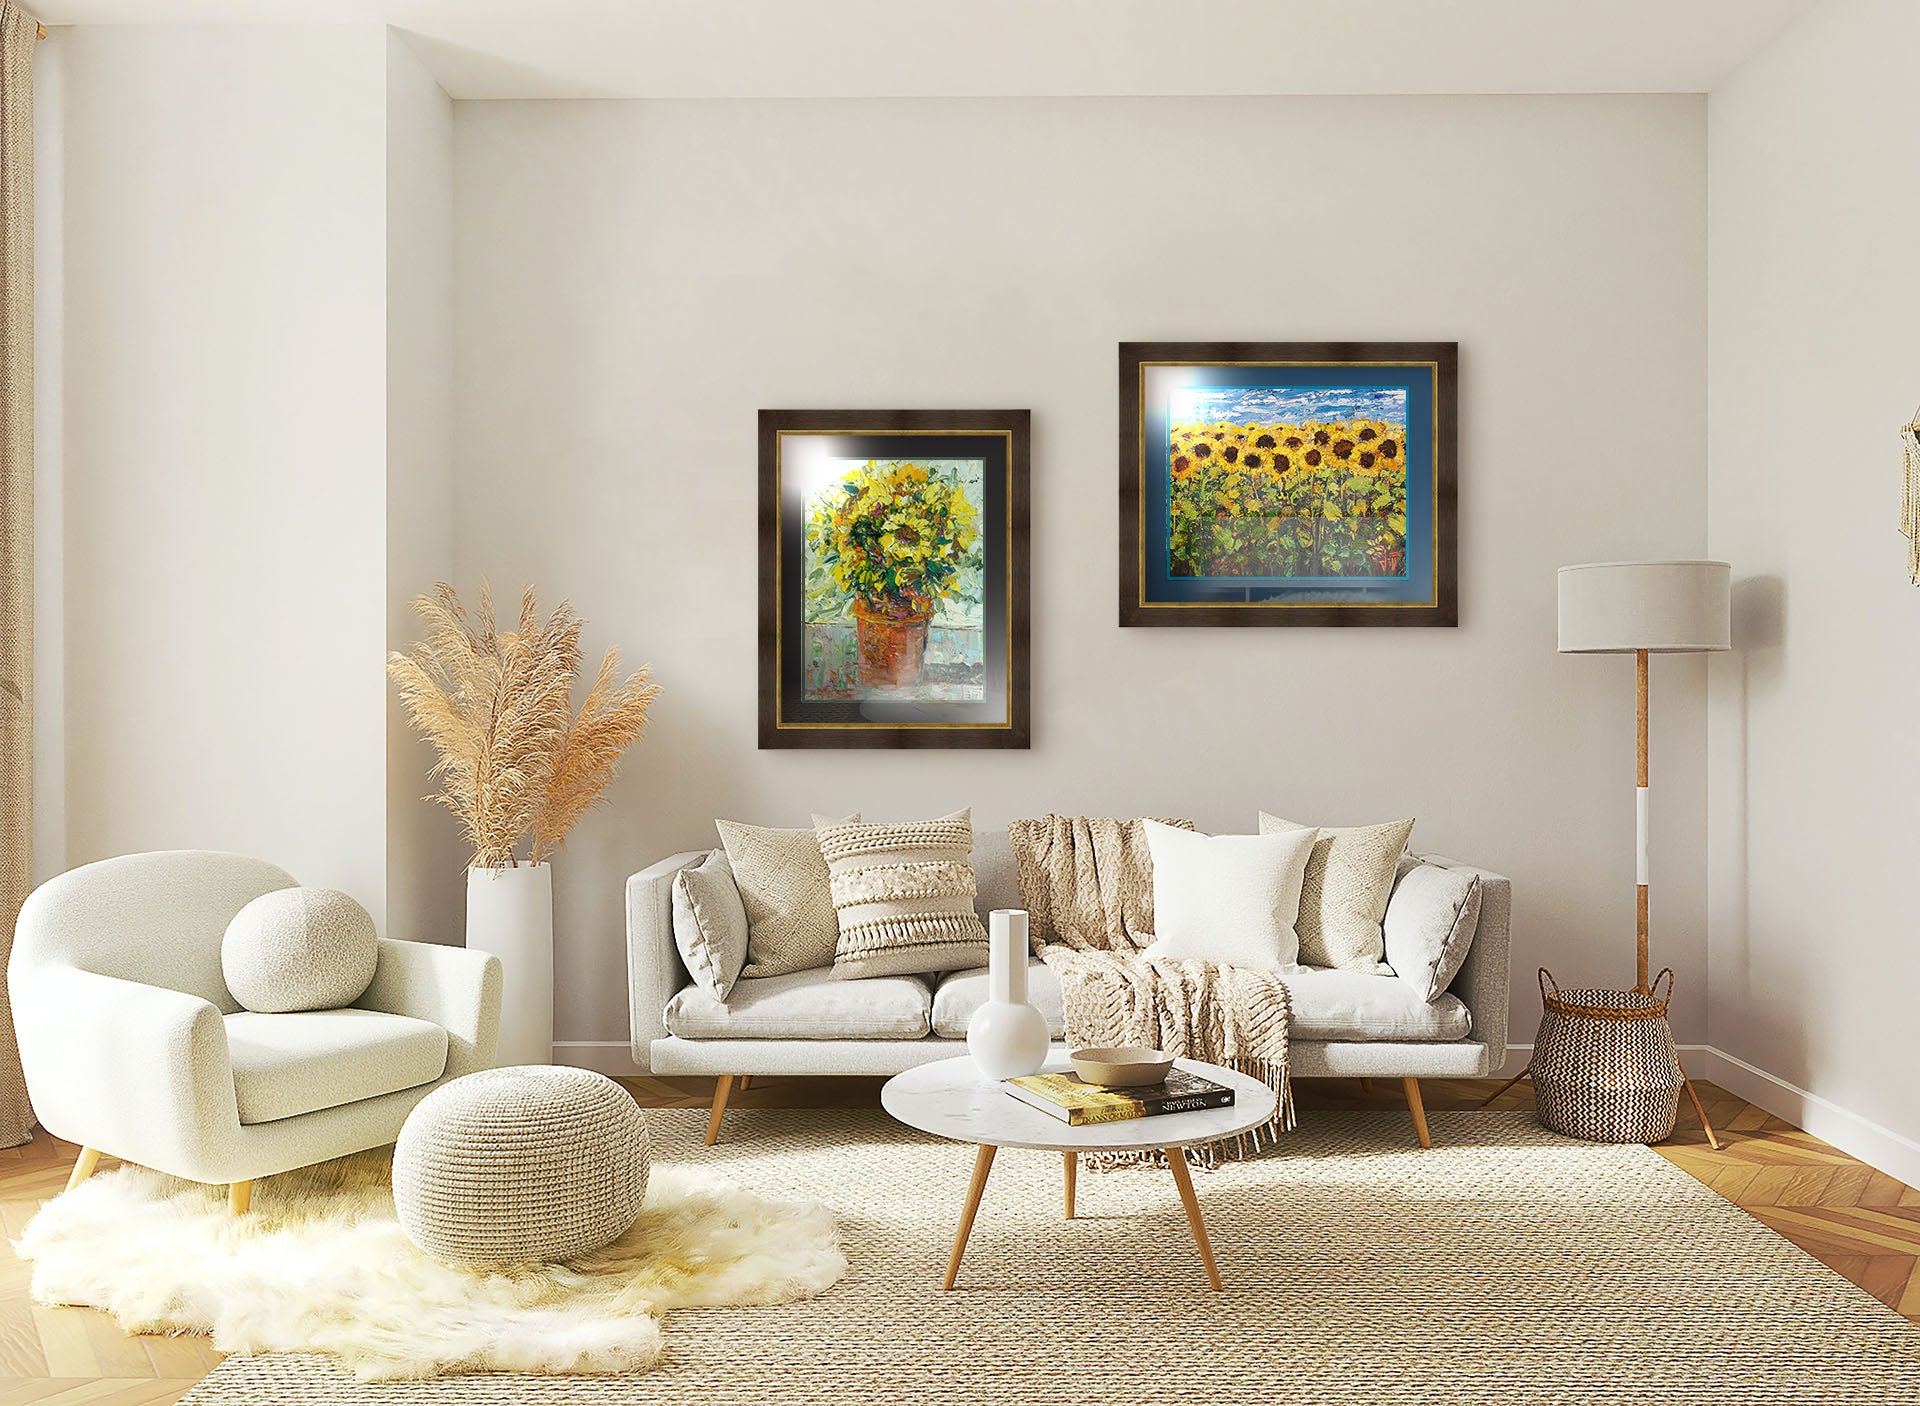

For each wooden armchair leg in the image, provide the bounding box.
[65,1147,101,1193]
[1403,1077,1432,1149]
[228,1180,252,1215]
[705,1075,736,1146]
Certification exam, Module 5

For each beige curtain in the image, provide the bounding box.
[0,2,37,1148]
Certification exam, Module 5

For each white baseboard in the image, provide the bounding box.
[551,1041,647,1078]
[1493,1041,1920,1188]
[1691,1047,1920,1190]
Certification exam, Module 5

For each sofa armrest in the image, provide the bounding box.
[626,851,708,1072]
[355,939,503,1081]
[1417,854,1512,1070]
[13,967,240,1179]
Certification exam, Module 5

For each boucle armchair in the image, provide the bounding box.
[9,850,503,1213]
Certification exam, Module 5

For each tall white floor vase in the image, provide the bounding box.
[967,909,1048,1081]
[466,863,553,1067]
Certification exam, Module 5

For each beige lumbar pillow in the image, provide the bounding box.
[815,809,989,980]
[1258,813,1415,972]
[1141,820,1317,973]
[671,849,750,1001]
[222,887,380,1013]
[717,814,857,979]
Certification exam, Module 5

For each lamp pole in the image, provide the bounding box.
[1635,647,1649,994]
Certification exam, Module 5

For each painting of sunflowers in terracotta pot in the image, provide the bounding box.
[1167,386,1409,581]
[802,459,986,700]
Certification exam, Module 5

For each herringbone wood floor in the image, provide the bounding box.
[0,1076,1914,1404]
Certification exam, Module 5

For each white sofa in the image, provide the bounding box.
[11,850,503,1210]
[627,829,1511,1147]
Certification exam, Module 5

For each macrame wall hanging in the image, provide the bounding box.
[1905,410,1920,584]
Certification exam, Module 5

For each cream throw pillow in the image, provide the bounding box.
[1140,820,1317,973]
[1384,861,1483,1002]
[716,814,858,979]
[815,809,989,980]
[1259,813,1415,972]
[671,849,750,1001]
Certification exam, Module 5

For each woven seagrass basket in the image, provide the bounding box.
[1531,967,1682,1144]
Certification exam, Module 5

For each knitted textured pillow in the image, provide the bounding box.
[717,814,858,979]
[814,809,989,980]
[222,886,379,1013]
[1258,814,1415,972]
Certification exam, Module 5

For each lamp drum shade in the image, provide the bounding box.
[1557,560,1731,654]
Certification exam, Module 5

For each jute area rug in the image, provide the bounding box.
[183,1108,1920,1404]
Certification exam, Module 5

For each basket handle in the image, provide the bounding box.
[1538,967,1561,1004]
[1651,967,1675,1007]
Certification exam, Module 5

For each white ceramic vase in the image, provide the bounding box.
[466,863,553,1067]
[967,909,1049,1081]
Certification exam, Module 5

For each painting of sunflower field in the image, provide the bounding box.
[802,459,986,701]
[1167,386,1409,580]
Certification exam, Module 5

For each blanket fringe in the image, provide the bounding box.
[1081,1057,1293,1173]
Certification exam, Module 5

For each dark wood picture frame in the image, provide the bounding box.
[1119,341,1457,627]
[758,409,1031,749]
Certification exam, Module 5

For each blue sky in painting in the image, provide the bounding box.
[1170,385,1407,426]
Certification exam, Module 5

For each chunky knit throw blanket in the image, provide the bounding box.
[1009,815,1295,1163]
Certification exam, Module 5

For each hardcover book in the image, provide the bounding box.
[1004,1069,1235,1125]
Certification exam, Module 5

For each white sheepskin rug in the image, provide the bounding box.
[13,1150,846,1380]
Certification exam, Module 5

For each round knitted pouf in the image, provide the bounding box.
[393,1066,652,1267]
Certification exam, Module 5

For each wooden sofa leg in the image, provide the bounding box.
[705,1075,736,1146]
[737,1075,751,1091]
[1403,1077,1432,1149]
[228,1180,253,1215]
[65,1147,101,1193]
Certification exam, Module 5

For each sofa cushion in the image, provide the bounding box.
[1384,861,1484,1002]
[1143,820,1317,972]
[664,967,932,1040]
[718,815,858,980]
[1259,814,1414,974]
[816,810,990,979]
[671,848,750,1001]
[1281,968,1471,1043]
[225,1009,448,1125]
[931,960,1067,1040]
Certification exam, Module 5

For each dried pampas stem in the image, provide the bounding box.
[389,581,658,870]
[1902,422,1920,585]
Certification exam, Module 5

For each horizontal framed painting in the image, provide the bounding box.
[1120,341,1457,627]
[758,409,1031,749]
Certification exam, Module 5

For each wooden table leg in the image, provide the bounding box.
[943,1144,996,1291]
[1063,1151,1076,1220]
[1164,1147,1222,1291]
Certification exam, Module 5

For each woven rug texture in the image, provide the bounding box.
[181,1107,1920,1404]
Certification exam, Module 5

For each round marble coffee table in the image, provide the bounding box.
[881,1054,1278,1291]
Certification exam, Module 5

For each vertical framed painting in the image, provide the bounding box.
[1120,342,1457,627]
[758,409,1030,748]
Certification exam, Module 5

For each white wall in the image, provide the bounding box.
[385,34,463,944]
[453,96,1711,1053]
[1705,0,1920,1175]
[48,26,391,915]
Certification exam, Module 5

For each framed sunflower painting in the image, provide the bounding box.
[1120,342,1457,627]
[758,409,1030,748]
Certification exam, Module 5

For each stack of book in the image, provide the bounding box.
[1004,1068,1235,1125]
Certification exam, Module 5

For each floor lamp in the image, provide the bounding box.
[1486,560,1729,1147]
[1556,559,1731,994]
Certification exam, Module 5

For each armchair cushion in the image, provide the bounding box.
[224,1009,448,1125]
[222,887,379,1013]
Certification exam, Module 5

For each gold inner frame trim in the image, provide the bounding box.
[776,428,1015,730]
[1135,361,1442,609]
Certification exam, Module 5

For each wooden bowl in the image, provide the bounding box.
[1069,1046,1175,1087]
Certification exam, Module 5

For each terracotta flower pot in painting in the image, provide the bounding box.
[852,599,933,688]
